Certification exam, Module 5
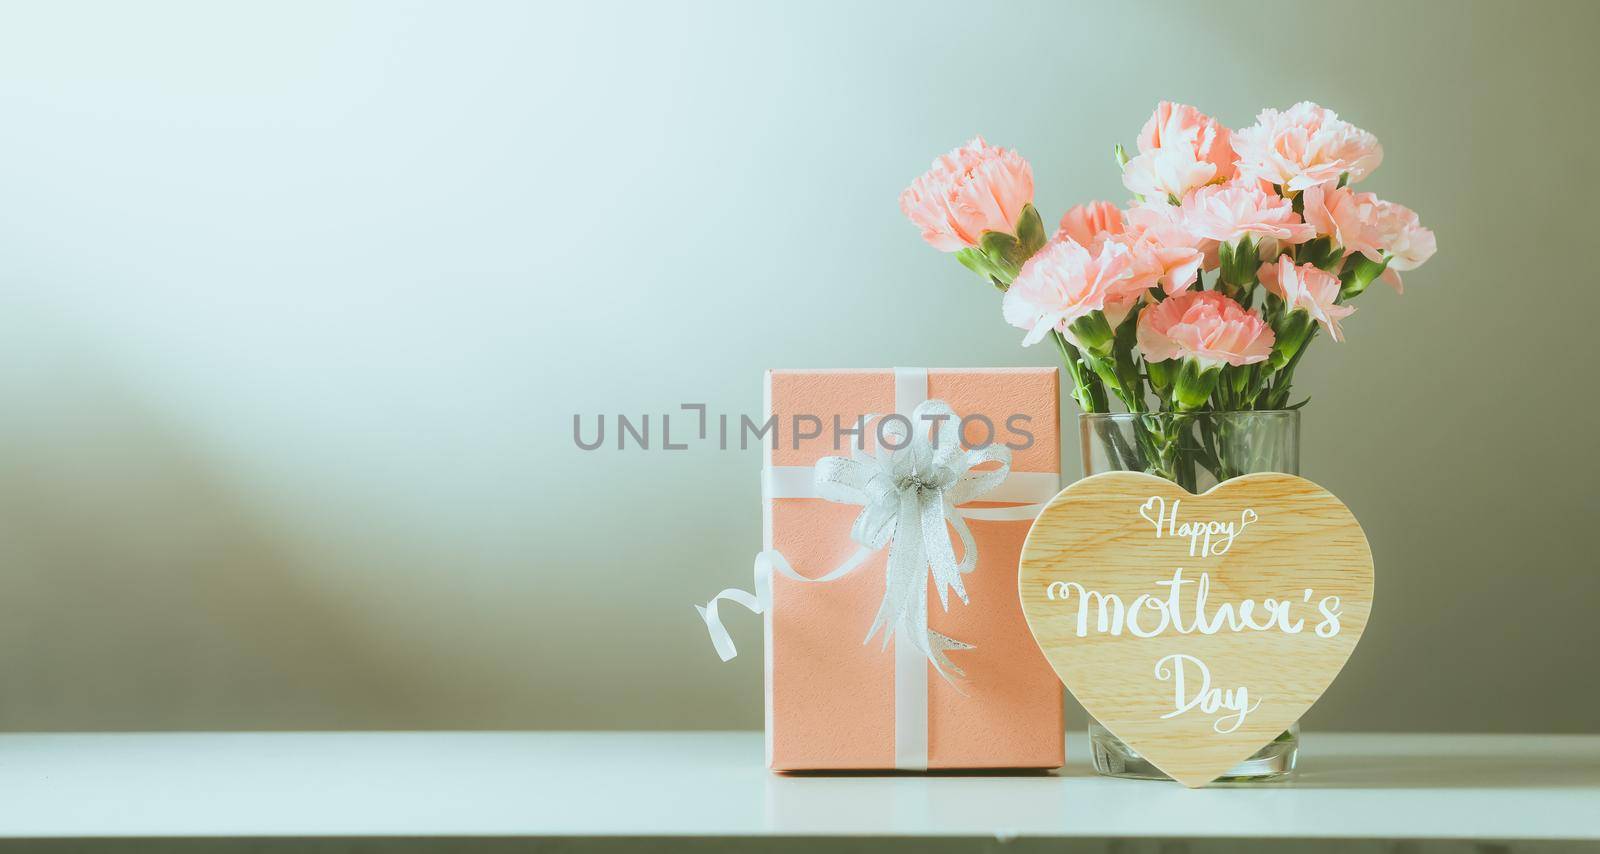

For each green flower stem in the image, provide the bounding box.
[1054,330,1150,471]
[1188,424,1224,482]
[1050,330,1104,413]
[1266,326,1317,409]
[1086,352,1132,410]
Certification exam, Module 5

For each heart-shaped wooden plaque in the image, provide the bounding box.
[1018,472,1373,787]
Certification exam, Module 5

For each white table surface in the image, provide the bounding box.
[0,731,1595,842]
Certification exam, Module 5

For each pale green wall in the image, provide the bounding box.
[0,0,1594,732]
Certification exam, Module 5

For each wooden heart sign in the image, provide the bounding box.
[1018,472,1373,787]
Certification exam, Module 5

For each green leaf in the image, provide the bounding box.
[1085,352,1124,403]
[1229,364,1250,395]
[1114,143,1130,169]
[1261,289,1284,325]
[1286,396,1312,410]
[1112,305,1146,411]
[1015,204,1047,258]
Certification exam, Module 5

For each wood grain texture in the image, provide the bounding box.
[1018,472,1374,787]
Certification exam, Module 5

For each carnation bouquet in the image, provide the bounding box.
[901,102,1435,491]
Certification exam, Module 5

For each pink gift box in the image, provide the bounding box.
[761,368,1065,771]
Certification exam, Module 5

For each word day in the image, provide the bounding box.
[1138,495,1258,558]
[1155,653,1262,734]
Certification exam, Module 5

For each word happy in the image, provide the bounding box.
[1139,496,1257,557]
[1043,496,1343,734]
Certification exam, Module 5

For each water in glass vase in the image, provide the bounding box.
[1078,410,1301,782]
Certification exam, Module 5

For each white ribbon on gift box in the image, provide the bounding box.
[695,367,1059,770]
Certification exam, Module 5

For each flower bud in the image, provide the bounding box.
[1339,254,1388,300]
[1269,310,1314,370]
[1173,358,1222,411]
[1146,358,1174,393]
[1067,310,1116,356]
[1014,204,1047,258]
[1217,236,1260,298]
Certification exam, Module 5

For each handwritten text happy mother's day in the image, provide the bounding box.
[1044,496,1343,734]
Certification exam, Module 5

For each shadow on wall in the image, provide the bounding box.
[0,314,445,730]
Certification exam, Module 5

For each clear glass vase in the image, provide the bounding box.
[1078,410,1302,782]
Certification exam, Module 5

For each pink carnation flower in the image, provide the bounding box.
[899,137,1035,252]
[1055,201,1201,298]
[1302,184,1383,261]
[1139,102,1237,177]
[1122,202,1206,295]
[1258,256,1357,342]
[1137,291,1275,368]
[1055,201,1125,246]
[1002,238,1135,347]
[1232,102,1384,191]
[1121,102,1237,200]
[1122,148,1219,202]
[1372,201,1437,293]
[1180,182,1315,245]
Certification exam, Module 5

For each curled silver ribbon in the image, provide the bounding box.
[697,399,1014,680]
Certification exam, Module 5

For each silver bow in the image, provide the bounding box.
[811,400,1012,677]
